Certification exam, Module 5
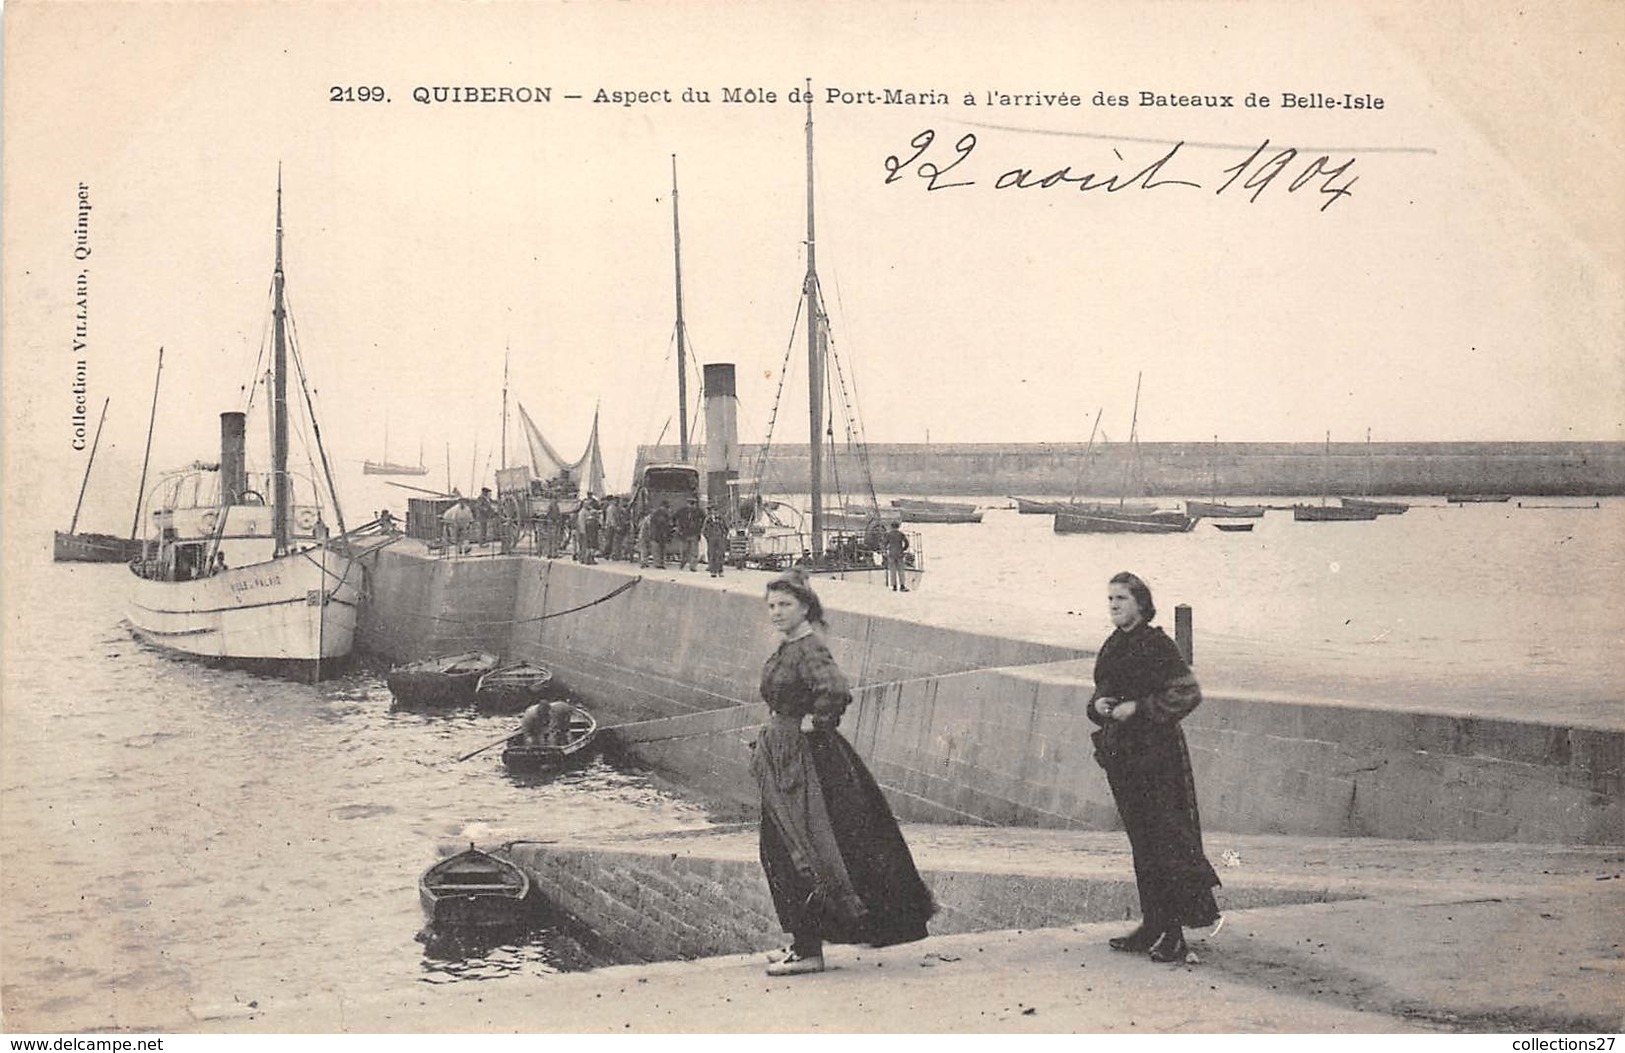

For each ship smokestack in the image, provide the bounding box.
[703,363,738,515]
[220,411,247,505]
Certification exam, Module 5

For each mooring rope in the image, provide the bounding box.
[391,575,643,626]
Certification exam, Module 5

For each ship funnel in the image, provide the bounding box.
[703,363,739,514]
[220,412,247,505]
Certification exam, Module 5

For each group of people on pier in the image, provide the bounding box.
[747,566,1217,975]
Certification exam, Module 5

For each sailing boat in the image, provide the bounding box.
[1014,407,1156,517]
[363,413,428,476]
[1294,432,1378,521]
[739,88,923,588]
[53,397,147,562]
[1339,428,1409,514]
[1055,375,1195,534]
[1186,435,1266,519]
[127,181,366,676]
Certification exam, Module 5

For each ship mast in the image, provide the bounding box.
[672,155,690,462]
[272,172,291,555]
[805,81,824,557]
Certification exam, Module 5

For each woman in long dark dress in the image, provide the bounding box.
[752,568,935,976]
[1086,571,1221,963]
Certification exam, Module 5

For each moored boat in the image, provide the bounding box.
[1055,509,1195,534]
[387,650,500,707]
[500,703,599,774]
[1185,499,1266,518]
[1212,521,1255,532]
[126,185,365,678]
[1293,504,1379,522]
[891,499,983,524]
[474,660,554,712]
[1339,496,1410,515]
[1448,494,1512,503]
[418,844,532,931]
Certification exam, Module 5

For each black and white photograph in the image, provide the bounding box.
[2,0,1621,1037]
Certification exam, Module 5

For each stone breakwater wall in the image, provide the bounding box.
[358,550,1623,845]
[637,441,1625,497]
[503,832,1342,964]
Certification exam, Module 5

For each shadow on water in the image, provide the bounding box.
[416,903,621,980]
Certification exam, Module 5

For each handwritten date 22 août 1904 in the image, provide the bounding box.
[884,131,1360,212]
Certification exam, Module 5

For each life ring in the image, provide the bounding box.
[199,510,219,533]
[238,490,266,506]
[296,508,318,531]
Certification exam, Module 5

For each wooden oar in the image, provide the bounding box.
[456,731,519,762]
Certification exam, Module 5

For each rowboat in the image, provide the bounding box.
[386,650,500,707]
[418,844,532,932]
[1339,496,1409,515]
[1212,521,1255,532]
[501,703,599,774]
[474,661,554,712]
[891,499,983,524]
[1448,494,1512,503]
[55,530,145,563]
[1054,509,1195,534]
[1015,498,1159,516]
[1185,499,1266,518]
[1293,504,1379,522]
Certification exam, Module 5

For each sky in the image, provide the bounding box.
[5,0,1622,523]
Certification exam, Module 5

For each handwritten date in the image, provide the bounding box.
[884,130,1357,211]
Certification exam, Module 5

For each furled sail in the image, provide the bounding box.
[518,403,606,498]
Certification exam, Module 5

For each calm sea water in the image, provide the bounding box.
[4,494,1620,1031]
[0,557,716,1033]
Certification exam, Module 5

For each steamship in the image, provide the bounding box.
[126,184,362,676]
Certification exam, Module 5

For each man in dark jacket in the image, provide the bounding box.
[648,500,673,569]
[884,522,910,591]
[675,496,706,571]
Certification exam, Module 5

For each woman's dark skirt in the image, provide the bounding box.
[757,727,935,946]
[1096,724,1221,929]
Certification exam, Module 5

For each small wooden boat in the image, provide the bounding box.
[474,661,554,712]
[418,844,532,931]
[1293,504,1379,522]
[1054,509,1195,534]
[386,650,500,707]
[1447,494,1512,503]
[501,703,599,774]
[891,499,983,524]
[1185,500,1266,518]
[1339,496,1409,515]
[1212,522,1255,532]
[1015,497,1159,516]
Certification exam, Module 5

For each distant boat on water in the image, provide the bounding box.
[54,395,147,563]
[891,498,983,524]
[1295,432,1378,523]
[363,420,428,476]
[1055,509,1195,534]
[1212,521,1255,532]
[1448,494,1512,503]
[1185,499,1266,519]
[1339,496,1410,515]
[1016,497,1158,516]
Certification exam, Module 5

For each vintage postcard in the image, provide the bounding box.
[3,0,1620,1037]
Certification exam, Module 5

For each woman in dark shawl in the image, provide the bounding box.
[1086,571,1221,963]
[752,568,935,976]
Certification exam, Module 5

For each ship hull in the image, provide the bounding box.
[128,545,361,670]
